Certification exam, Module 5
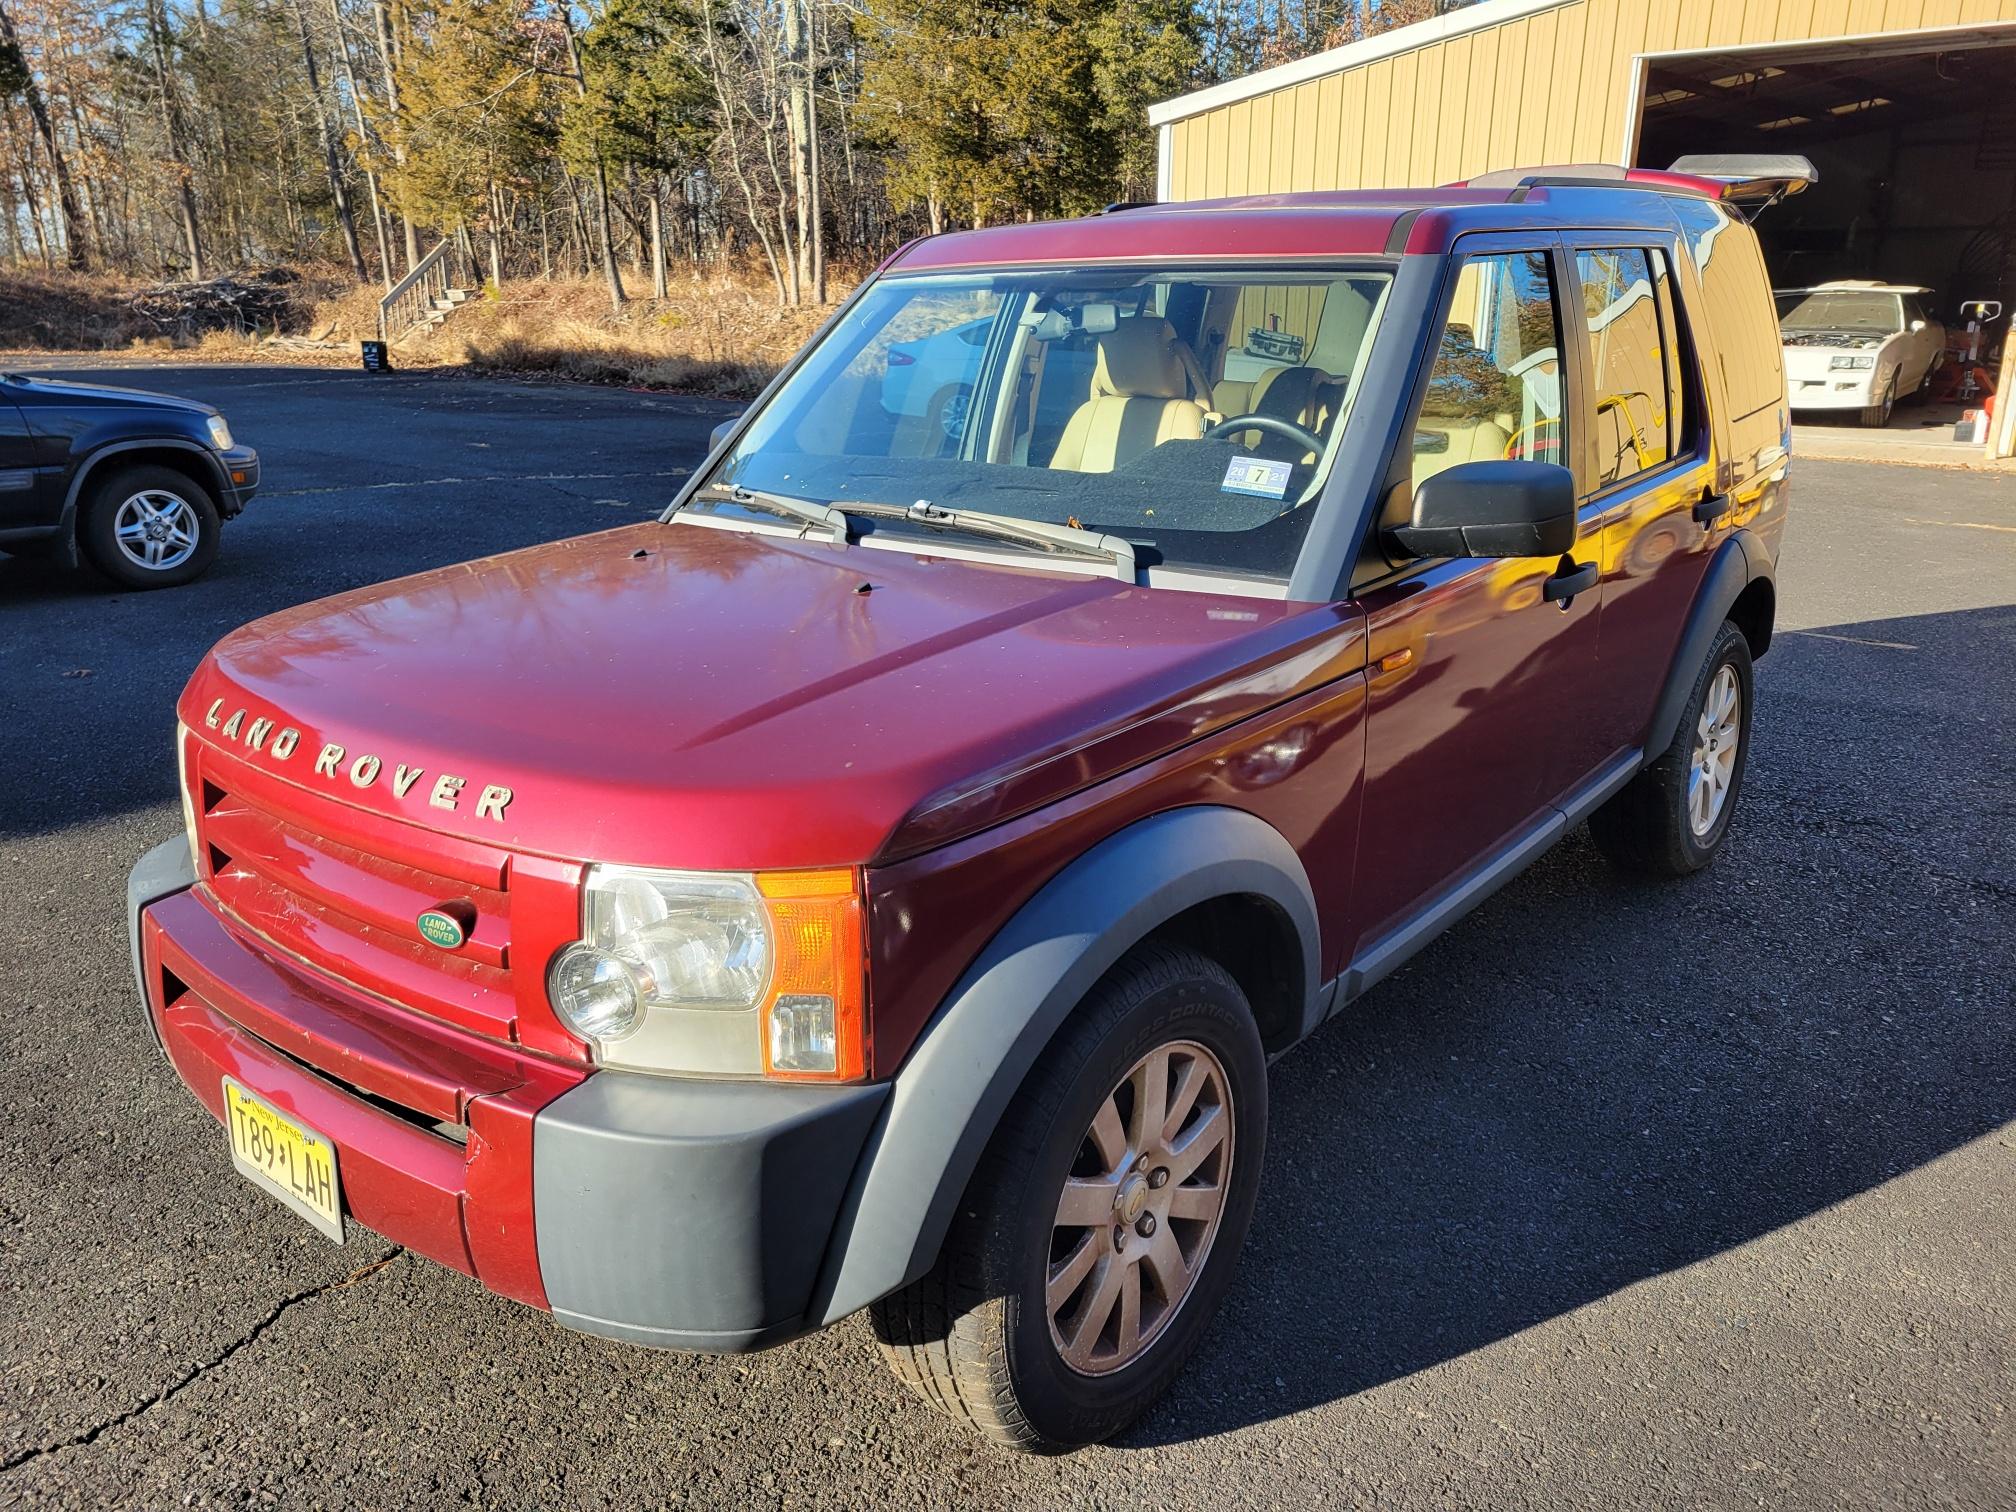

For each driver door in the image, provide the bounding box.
[0,394,42,532]
[1344,239,1605,978]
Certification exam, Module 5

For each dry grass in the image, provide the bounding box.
[0,269,155,349]
[0,261,839,399]
[0,264,356,355]
[397,269,849,398]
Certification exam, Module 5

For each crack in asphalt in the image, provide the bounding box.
[0,1249,404,1476]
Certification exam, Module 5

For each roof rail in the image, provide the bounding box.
[1098,200,1156,215]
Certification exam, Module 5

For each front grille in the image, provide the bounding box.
[196,768,523,1041]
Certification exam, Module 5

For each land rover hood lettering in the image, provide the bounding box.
[201,696,514,821]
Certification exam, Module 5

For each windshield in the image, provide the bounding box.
[1775,290,1903,332]
[692,264,1395,582]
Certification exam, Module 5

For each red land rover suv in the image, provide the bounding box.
[129,159,1801,1450]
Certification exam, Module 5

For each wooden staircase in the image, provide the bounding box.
[378,240,478,343]
[420,286,473,330]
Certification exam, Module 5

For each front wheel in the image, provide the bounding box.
[1589,619,1754,877]
[1859,370,1897,428]
[80,464,221,589]
[869,943,1267,1451]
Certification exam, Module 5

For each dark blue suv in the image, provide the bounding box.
[0,371,260,589]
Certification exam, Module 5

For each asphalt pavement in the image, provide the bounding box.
[1,363,2011,1509]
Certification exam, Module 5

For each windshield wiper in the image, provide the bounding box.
[673,484,850,545]
[847,499,1137,583]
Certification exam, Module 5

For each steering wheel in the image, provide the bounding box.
[1204,413,1324,456]
[1505,415,1564,463]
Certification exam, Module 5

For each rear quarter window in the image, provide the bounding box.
[1670,200,1784,428]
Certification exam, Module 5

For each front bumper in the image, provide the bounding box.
[127,839,887,1350]
[1787,381,1880,411]
[216,446,260,515]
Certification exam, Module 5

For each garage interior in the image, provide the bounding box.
[1633,30,2016,340]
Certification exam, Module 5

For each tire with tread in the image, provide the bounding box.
[1858,369,1897,428]
[1589,619,1753,877]
[869,942,1266,1452]
[79,463,221,590]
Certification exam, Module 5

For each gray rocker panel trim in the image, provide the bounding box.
[807,805,1320,1327]
[127,835,197,1052]
[1338,747,1640,1003]
[1644,532,1761,757]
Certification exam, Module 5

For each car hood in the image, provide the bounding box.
[4,373,217,415]
[179,522,1362,869]
[1779,329,1894,350]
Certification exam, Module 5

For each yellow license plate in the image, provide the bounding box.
[222,1079,344,1243]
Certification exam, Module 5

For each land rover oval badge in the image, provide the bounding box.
[417,908,467,950]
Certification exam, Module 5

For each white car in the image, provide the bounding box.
[881,317,1098,448]
[880,317,993,443]
[1776,281,1945,427]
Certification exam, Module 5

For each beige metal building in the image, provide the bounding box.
[1152,0,2016,452]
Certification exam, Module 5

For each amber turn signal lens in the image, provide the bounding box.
[756,868,867,1081]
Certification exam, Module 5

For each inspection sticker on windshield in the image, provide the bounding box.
[1221,456,1292,499]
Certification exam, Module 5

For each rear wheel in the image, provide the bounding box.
[869,943,1266,1451]
[927,384,972,446]
[80,464,220,589]
[1589,620,1753,877]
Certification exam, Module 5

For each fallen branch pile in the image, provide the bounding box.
[128,269,305,337]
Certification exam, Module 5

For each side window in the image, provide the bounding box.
[1411,250,1565,491]
[1670,199,1783,426]
[1575,248,1688,488]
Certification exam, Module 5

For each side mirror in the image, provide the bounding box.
[710,412,744,453]
[1391,460,1577,559]
[1909,319,1928,333]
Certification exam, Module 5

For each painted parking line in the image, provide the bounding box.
[1899,516,2016,534]
[263,468,690,498]
[1782,630,1919,651]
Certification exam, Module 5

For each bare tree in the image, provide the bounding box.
[0,0,85,267]
[144,0,202,276]
[560,5,624,313]
[284,0,366,278]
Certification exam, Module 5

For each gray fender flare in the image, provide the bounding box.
[1644,531,1768,756]
[807,805,1320,1326]
[62,440,234,544]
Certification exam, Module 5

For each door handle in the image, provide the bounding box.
[1692,493,1730,526]
[1542,559,1599,606]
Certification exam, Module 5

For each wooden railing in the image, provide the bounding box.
[377,239,472,343]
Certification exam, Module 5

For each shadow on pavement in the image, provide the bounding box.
[1123,603,2015,1445]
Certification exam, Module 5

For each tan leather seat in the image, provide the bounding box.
[1410,417,1511,489]
[1050,318,1209,473]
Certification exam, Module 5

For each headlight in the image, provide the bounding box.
[549,865,866,1081]
[1829,355,1876,371]
[205,414,234,450]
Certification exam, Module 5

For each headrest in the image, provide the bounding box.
[1092,317,1189,401]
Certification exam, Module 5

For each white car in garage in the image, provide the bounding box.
[1776,281,1945,427]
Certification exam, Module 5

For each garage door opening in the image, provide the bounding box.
[1632,26,2016,457]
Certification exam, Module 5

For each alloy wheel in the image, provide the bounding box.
[1045,1040,1234,1377]
[112,489,201,572]
[938,389,970,443]
[1688,664,1741,836]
